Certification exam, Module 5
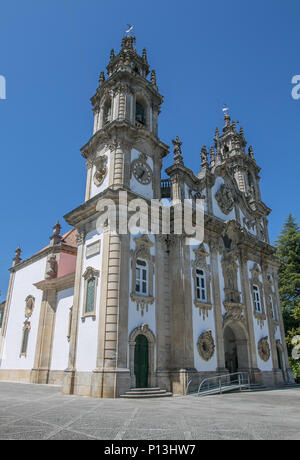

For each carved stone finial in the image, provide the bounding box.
[13,246,22,265]
[232,120,236,132]
[99,71,105,85]
[210,146,216,166]
[150,69,157,86]
[215,127,219,138]
[46,255,58,280]
[52,221,61,237]
[172,136,184,165]
[110,49,115,61]
[50,221,62,246]
[239,126,244,137]
[224,113,231,126]
[201,146,208,168]
[142,48,147,61]
[248,145,254,159]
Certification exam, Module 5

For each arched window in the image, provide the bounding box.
[103,98,112,125]
[196,269,207,302]
[253,285,261,313]
[136,102,146,125]
[136,259,148,296]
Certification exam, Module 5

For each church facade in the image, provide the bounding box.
[0,36,294,398]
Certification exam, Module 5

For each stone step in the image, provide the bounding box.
[120,388,173,399]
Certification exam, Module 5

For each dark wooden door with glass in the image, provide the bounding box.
[134,335,149,388]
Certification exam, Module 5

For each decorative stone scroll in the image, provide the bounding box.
[93,155,108,186]
[215,183,235,215]
[197,330,215,361]
[258,336,270,362]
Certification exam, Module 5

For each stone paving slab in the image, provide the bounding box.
[0,382,299,440]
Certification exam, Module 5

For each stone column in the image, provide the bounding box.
[169,236,195,394]
[209,238,226,372]
[238,249,260,382]
[92,228,130,398]
[261,262,281,383]
[155,238,172,390]
[61,230,85,395]
[273,269,294,383]
[0,269,16,362]
[84,160,93,202]
[31,288,57,384]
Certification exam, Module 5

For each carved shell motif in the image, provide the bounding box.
[197,330,215,361]
[258,336,270,362]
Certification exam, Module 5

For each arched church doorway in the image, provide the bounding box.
[134,334,149,388]
[224,323,250,377]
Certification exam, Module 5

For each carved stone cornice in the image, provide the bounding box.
[223,302,246,327]
[130,293,154,316]
[194,301,213,319]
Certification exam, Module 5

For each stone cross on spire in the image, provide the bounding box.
[172,136,184,165]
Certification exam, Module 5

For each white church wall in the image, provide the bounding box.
[76,227,104,372]
[130,149,154,199]
[1,257,47,370]
[211,177,235,221]
[190,245,218,372]
[51,287,74,371]
[247,261,273,371]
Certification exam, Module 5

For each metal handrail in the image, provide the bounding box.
[186,372,250,396]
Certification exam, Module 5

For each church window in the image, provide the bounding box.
[136,259,148,295]
[86,278,96,313]
[196,269,207,302]
[103,98,112,125]
[82,267,100,321]
[253,285,261,313]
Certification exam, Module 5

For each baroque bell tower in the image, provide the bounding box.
[62,34,169,398]
[82,34,168,202]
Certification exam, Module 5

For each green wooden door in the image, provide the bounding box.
[134,335,149,388]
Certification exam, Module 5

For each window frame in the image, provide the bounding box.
[82,266,100,322]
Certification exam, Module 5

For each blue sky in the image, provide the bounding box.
[0,0,299,299]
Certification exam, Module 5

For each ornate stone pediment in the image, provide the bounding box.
[197,330,215,361]
[215,183,235,215]
[258,336,270,362]
[223,302,246,326]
